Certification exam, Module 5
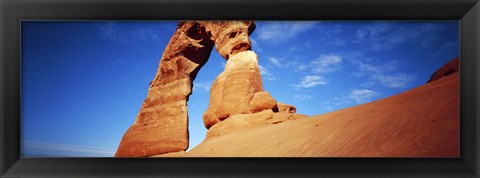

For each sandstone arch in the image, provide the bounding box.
[115,21,279,157]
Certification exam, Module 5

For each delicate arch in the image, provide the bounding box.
[115,21,277,157]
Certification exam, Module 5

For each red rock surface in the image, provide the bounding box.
[115,22,215,157]
[203,51,278,128]
[116,21,275,157]
[277,102,297,113]
[427,57,459,83]
[203,21,255,59]
[118,21,458,158]
[186,72,459,157]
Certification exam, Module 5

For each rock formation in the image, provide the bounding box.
[186,58,460,157]
[116,21,293,157]
[203,21,256,59]
[206,103,307,138]
[115,22,215,157]
[202,51,278,129]
[277,102,297,113]
[427,57,459,83]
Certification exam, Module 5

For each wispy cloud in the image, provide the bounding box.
[293,75,327,89]
[258,64,276,81]
[268,57,283,68]
[268,54,343,74]
[22,140,115,157]
[372,74,417,88]
[100,22,163,43]
[348,89,379,104]
[354,22,446,51]
[293,94,313,101]
[311,54,343,73]
[269,54,343,90]
[322,89,380,110]
[267,57,308,72]
[193,81,212,92]
[354,23,411,51]
[256,21,318,44]
[250,38,263,52]
[351,57,416,88]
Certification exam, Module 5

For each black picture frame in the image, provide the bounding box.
[1,0,479,177]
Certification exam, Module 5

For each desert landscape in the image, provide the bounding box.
[114,21,459,158]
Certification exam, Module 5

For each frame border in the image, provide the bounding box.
[1,0,479,177]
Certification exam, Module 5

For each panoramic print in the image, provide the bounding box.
[21,21,459,157]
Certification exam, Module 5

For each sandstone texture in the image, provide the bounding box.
[277,102,297,113]
[116,21,284,157]
[187,71,460,157]
[115,21,215,157]
[149,151,187,157]
[207,109,275,138]
[186,58,459,157]
[206,108,308,139]
[117,21,458,157]
[202,51,278,129]
[427,57,459,83]
[203,21,255,59]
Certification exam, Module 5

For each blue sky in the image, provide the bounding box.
[21,21,459,157]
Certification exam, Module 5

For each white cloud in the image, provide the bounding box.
[258,64,276,81]
[256,21,318,44]
[351,58,416,88]
[293,75,327,89]
[323,96,352,107]
[348,89,379,104]
[353,22,449,51]
[22,140,115,157]
[269,54,343,90]
[354,60,398,76]
[372,74,416,88]
[268,57,283,68]
[268,54,343,74]
[293,94,313,101]
[311,54,343,73]
[322,89,380,110]
[250,38,263,52]
[354,22,422,51]
[193,81,212,92]
[290,63,309,72]
[267,57,308,72]
[359,81,376,88]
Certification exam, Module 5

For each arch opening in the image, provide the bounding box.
[115,21,275,157]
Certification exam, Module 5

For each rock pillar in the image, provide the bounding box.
[116,21,280,157]
[115,22,214,157]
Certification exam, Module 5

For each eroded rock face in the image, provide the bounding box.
[207,109,275,138]
[115,22,214,157]
[206,101,306,138]
[427,57,459,83]
[277,102,297,113]
[202,51,278,129]
[116,21,261,157]
[203,21,255,59]
[116,21,301,157]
